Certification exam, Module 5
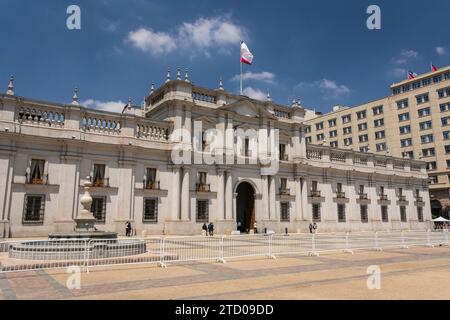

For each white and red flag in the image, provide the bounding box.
[240,41,254,65]
[431,63,438,72]
[408,70,418,79]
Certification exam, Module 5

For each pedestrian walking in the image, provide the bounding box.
[208,222,214,236]
[202,223,208,236]
[125,221,132,237]
[309,223,314,234]
[253,221,258,234]
[313,222,318,233]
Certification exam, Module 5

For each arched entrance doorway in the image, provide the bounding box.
[236,182,255,233]
[431,200,442,219]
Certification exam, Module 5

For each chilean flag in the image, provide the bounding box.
[408,71,418,79]
[240,41,254,65]
[431,63,438,72]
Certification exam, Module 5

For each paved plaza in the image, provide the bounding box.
[1,245,450,300]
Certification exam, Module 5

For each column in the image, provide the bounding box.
[269,176,276,220]
[295,177,303,220]
[171,166,181,220]
[216,169,225,220]
[225,116,234,164]
[0,153,14,238]
[301,177,308,221]
[225,171,233,220]
[261,175,270,220]
[181,166,190,221]
[55,158,80,232]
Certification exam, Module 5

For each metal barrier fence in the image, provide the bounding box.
[0,230,448,273]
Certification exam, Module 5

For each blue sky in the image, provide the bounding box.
[0,0,449,113]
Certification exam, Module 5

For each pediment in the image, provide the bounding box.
[220,99,277,120]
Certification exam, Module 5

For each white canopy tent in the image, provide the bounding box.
[432,217,450,222]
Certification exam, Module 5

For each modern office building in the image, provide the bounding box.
[304,66,450,218]
[0,71,431,237]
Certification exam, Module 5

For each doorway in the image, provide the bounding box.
[236,182,255,233]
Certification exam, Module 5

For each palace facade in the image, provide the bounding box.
[0,73,432,237]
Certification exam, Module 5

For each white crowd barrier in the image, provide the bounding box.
[0,230,448,273]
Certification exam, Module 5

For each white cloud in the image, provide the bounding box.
[436,46,447,56]
[389,67,408,78]
[243,87,267,101]
[295,79,350,100]
[82,99,126,113]
[231,71,276,84]
[391,49,419,65]
[128,28,177,55]
[127,16,245,56]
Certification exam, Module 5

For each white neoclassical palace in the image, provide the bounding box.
[0,73,432,237]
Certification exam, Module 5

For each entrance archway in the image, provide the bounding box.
[431,200,442,219]
[236,182,255,233]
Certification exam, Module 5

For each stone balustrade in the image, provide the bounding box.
[305,144,426,174]
[192,91,217,104]
[81,116,121,134]
[17,107,65,128]
[136,123,169,141]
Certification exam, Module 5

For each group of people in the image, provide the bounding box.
[202,222,215,236]
[309,222,318,234]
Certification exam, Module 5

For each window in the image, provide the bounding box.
[343,126,352,135]
[312,204,321,222]
[397,99,409,109]
[422,78,431,86]
[372,105,383,115]
[358,123,368,131]
[427,161,437,170]
[375,130,385,140]
[393,87,401,95]
[416,94,429,104]
[316,133,325,141]
[328,119,337,127]
[22,194,45,224]
[398,113,410,122]
[446,145,450,154]
[305,126,311,133]
[91,196,107,222]
[429,176,438,184]
[376,143,387,152]
[403,151,414,159]
[445,73,450,80]
[444,131,450,141]
[279,144,287,160]
[306,136,312,143]
[438,89,445,98]
[422,148,435,157]
[446,159,450,168]
[330,141,338,148]
[360,205,368,223]
[201,131,207,151]
[402,84,411,92]
[359,185,365,195]
[442,117,450,126]
[280,178,287,190]
[329,130,337,138]
[144,168,157,189]
[421,134,434,144]
[440,103,450,112]
[399,125,411,134]
[359,134,369,142]
[360,146,369,152]
[357,110,366,120]
[412,82,421,90]
[316,122,324,130]
[433,75,442,83]
[419,121,432,131]
[311,180,318,192]
[418,107,431,117]
[374,118,384,127]
[244,137,250,156]
[92,164,106,187]
[196,200,209,222]
[401,138,412,148]
[337,204,346,222]
[342,114,351,124]
[143,198,158,223]
[400,206,407,222]
[344,137,353,146]
[28,159,45,184]
[280,202,290,222]
[337,183,343,193]
[417,207,424,222]
[381,206,388,222]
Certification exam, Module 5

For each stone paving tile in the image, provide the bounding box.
[225,257,320,271]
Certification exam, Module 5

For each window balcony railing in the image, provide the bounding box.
[379,194,388,201]
[359,193,368,200]
[336,191,346,199]
[90,177,110,188]
[196,183,211,192]
[310,190,321,197]
[279,187,291,196]
[398,195,406,201]
[143,180,160,190]
[25,173,48,185]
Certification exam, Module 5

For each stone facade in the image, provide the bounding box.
[0,76,432,237]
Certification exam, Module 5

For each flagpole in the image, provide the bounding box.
[240,60,243,95]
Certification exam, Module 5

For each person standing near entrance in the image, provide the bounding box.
[254,221,258,234]
[309,223,314,234]
[313,222,318,233]
[202,223,208,236]
[237,221,242,232]
[125,221,132,237]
